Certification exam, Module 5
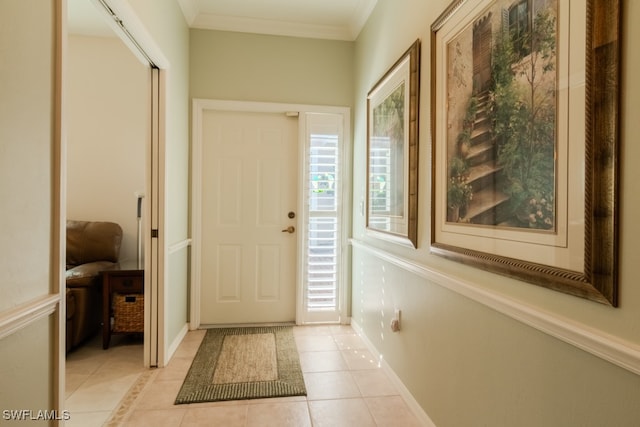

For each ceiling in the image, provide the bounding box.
[68,0,378,41]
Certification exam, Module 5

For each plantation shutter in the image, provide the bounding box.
[302,113,343,323]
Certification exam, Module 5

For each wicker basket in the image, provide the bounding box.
[112,293,144,333]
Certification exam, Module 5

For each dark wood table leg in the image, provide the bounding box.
[102,272,110,349]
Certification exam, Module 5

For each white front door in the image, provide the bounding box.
[199,110,298,324]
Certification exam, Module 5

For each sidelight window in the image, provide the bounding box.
[301,113,345,323]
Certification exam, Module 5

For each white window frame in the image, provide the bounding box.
[298,112,351,324]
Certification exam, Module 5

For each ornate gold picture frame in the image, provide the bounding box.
[430,0,620,305]
[366,39,420,248]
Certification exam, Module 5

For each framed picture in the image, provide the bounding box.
[366,39,420,248]
[430,0,620,305]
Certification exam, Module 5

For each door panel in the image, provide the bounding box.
[200,110,298,324]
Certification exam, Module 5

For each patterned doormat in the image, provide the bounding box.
[174,326,306,404]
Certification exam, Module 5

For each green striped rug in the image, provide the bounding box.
[174,326,306,404]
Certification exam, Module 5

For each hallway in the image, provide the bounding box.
[65,325,423,426]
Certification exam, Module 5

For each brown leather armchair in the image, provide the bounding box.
[66,220,123,352]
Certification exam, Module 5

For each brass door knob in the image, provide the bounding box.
[281,226,295,234]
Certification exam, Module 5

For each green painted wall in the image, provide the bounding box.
[351,0,640,425]
[190,29,354,107]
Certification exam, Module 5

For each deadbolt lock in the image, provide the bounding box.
[288,211,296,219]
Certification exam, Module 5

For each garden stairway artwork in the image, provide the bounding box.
[459,90,509,225]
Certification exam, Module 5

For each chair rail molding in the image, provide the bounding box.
[0,294,60,340]
[168,238,191,254]
[350,239,640,376]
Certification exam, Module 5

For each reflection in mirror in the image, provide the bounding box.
[370,82,405,224]
[366,40,420,248]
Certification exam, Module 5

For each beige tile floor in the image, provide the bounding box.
[65,325,424,426]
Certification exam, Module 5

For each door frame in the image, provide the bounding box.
[190,99,351,329]
[85,0,170,367]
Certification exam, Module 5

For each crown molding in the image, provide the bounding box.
[176,0,377,41]
[192,13,352,41]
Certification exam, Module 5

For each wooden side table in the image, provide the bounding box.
[102,263,144,349]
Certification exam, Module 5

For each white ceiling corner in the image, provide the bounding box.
[177,0,199,26]
[178,0,377,41]
[348,0,378,40]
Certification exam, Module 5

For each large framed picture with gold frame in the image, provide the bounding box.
[430,0,620,305]
[366,39,420,248]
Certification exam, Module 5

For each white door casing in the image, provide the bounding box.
[88,0,170,367]
[191,100,351,329]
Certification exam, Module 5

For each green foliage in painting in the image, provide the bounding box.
[491,8,557,229]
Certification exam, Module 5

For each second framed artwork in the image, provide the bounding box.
[366,39,421,248]
[430,0,620,305]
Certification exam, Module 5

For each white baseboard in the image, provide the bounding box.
[351,319,436,427]
[165,322,189,363]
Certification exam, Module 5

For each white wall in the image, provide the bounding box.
[67,35,148,265]
[352,0,640,425]
[0,0,60,415]
[0,2,55,311]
